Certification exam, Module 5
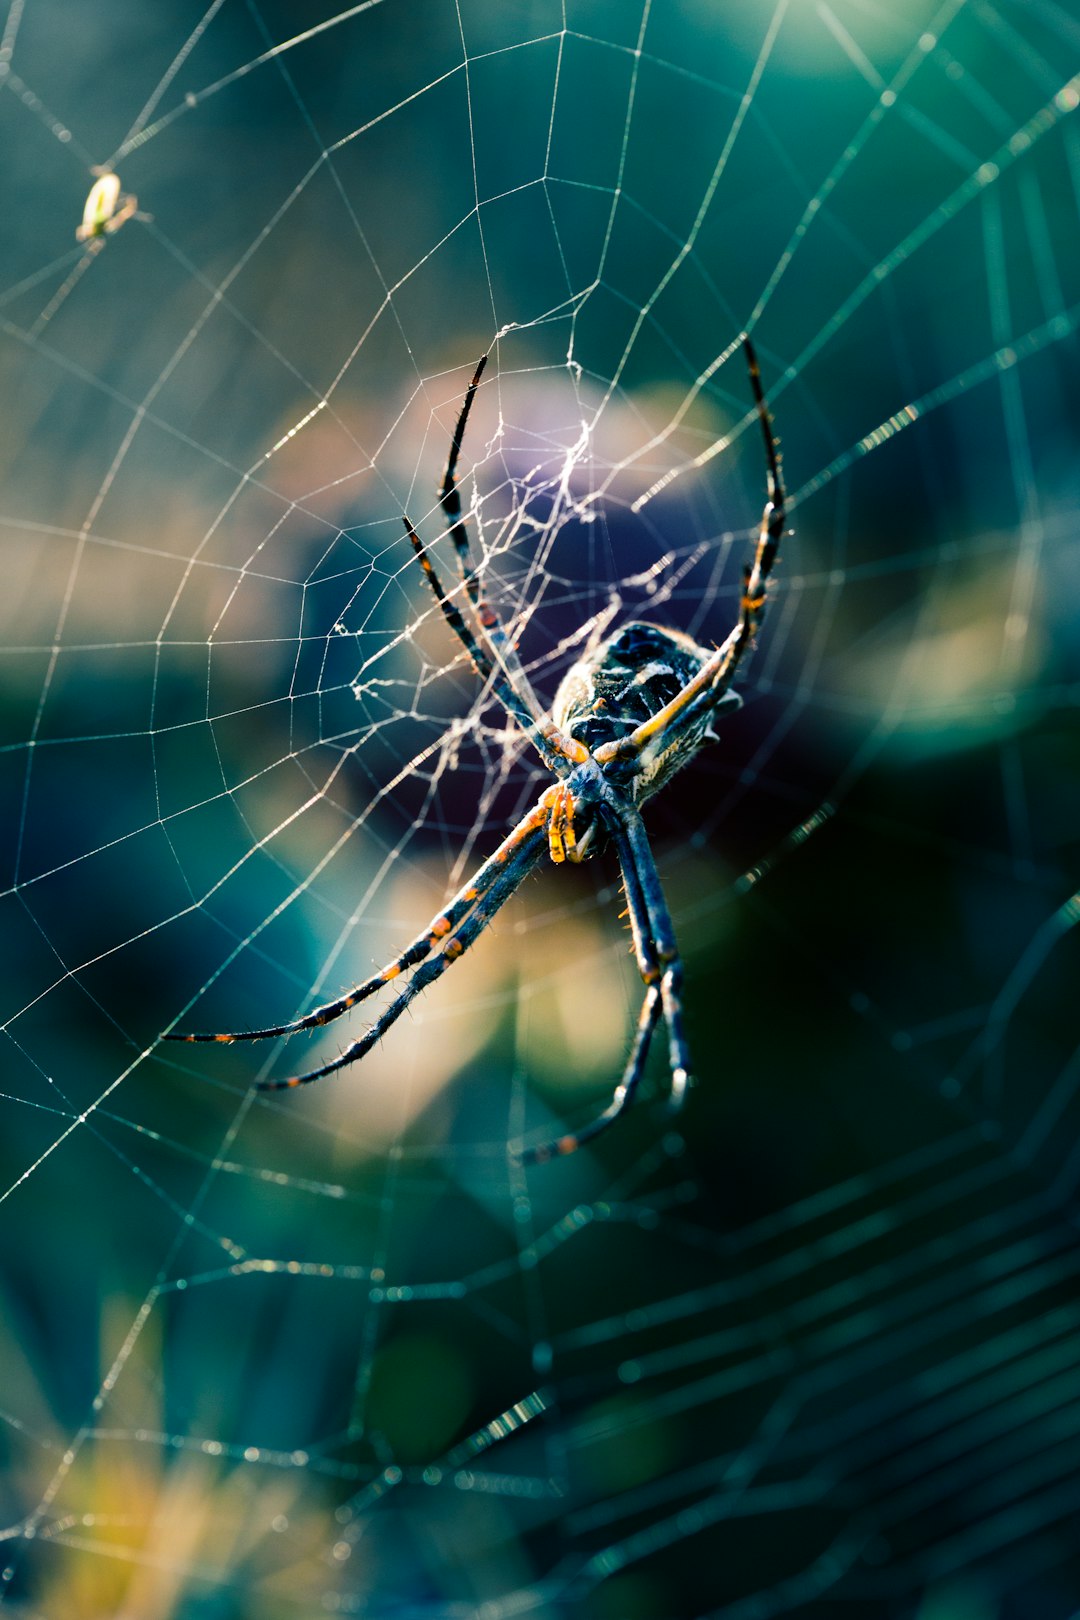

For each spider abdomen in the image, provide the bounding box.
[554,622,704,746]
[553,621,740,794]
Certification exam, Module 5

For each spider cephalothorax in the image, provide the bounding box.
[169,338,787,1164]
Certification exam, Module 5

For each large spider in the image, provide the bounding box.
[169,338,787,1163]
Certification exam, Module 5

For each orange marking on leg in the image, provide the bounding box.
[382,965,401,982]
[215,1033,235,1044]
[444,938,464,961]
[431,916,451,937]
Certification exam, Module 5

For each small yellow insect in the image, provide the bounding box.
[76,171,139,243]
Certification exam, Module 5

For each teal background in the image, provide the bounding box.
[1,2,1079,1616]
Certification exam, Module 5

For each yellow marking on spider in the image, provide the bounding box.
[215,1033,235,1044]
[547,785,574,865]
[561,800,578,858]
[593,641,729,766]
[169,341,787,1164]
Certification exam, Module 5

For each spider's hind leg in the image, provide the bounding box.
[516,800,684,1164]
[516,983,663,1164]
[611,804,692,1112]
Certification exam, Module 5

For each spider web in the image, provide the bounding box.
[1,1,1079,1614]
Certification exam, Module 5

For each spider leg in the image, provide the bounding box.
[612,805,692,1110]
[440,359,563,741]
[166,803,551,1046]
[439,357,534,690]
[517,817,664,1161]
[518,984,662,1164]
[594,334,787,774]
[404,515,579,777]
[516,800,684,1164]
[405,514,505,703]
[256,821,547,1092]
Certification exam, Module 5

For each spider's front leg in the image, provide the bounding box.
[593,335,788,779]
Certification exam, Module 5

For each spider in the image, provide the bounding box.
[168,337,787,1164]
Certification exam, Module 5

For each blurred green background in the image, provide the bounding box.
[1,2,1079,1615]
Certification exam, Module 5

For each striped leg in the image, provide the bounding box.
[167,805,550,1047]
[404,515,578,776]
[519,984,662,1164]
[438,357,544,712]
[517,802,671,1163]
[614,805,692,1111]
[593,335,787,775]
[256,821,547,1091]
